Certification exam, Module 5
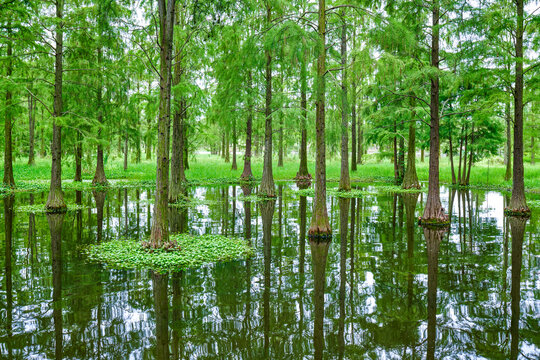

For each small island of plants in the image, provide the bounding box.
[86,233,254,273]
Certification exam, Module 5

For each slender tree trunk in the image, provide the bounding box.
[40,112,46,157]
[393,120,399,183]
[339,13,350,191]
[398,134,405,182]
[46,0,66,211]
[449,132,456,185]
[421,147,424,162]
[351,28,357,172]
[422,0,447,223]
[150,0,175,247]
[232,118,238,170]
[296,51,310,179]
[183,121,189,169]
[3,21,15,188]
[241,71,254,179]
[74,132,82,182]
[461,125,468,186]
[28,94,36,165]
[93,46,108,186]
[508,0,528,213]
[309,0,331,235]
[260,4,275,197]
[505,102,512,180]
[466,125,474,185]
[146,80,152,161]
[225,131,230,163]
[402,111,420,189]
[278,111,284,167]
[458,125,463,185]
[123,130,128,171]
[169,16,185,203]
[221,132,225,158]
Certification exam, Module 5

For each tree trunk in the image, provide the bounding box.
[398,133,405,182]
[152,272,170,360]
[393,120,399,183]
[28,94,36,165]
[448,131,456,185]
[309,0,331,235]
[3,21,15,188]
[46,0,66,211]
[421,0,447,223]
[92,46,108,186]
[351,28,357,172]
[505,102,512,181]
[421,147,424,162]
[169,19,185,203]
[241,71,254,180]
[296,51,310,179]
[339,13,350,191]
[150,0,175,247]
[232,118,237,170]
[278,113,284,167]
[466,125,474,185]
[461,125,468,186]
[225,131,230,163]
[74,132,82,182]
[183,122,189,170]
[402,113,420,189]
[40,113,46,157]
[123,130,128,171]
[509,216,526,360]
[507,0,528,213]
[260,4,275,197]
[310,237,331,360]
[424,227,443,360]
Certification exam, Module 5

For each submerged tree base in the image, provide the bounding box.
[418,217,450,228]
[503,207,531,217]
[86,233,253,273]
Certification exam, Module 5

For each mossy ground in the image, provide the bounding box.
[85,233,253,273]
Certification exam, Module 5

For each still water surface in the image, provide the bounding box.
[0,184,539,359]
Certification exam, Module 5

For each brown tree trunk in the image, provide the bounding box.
[278,114,284,167]
[465,125,474,185]
[225,131,230,163]
[508,0,528,213]
[241,72,254,180]
[40,114,46,157]
[422,0,447,223]
[151,0,175,247]
[505,102,512,181]
[260,4,275,197]
[232,118,238,170]
[46,0,66,211]
[28,94,36,165]
[74,132,82,182]
[509,216,526,360]
[309,0,331,235]
[3,22,15,188]
[296,52,310,179]
[421,147,424,162]
[339,13,350,191]
[92,46,108,186]
[183,122,189,170]
[351,28,357,172]
[402,113,420,189]
[393,120,399,183]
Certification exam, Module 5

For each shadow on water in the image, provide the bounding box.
[0,184,538,359]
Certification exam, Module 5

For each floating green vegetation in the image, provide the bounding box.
[236,193,264,202]
[16,203,89,213]
[292,184,424,198]
[169,197,218,208]
[85,233,253,273]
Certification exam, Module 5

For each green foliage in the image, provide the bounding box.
[85,234,254,273]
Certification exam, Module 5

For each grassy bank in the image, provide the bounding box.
[2,154,540,193]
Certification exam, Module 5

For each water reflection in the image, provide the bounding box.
[509,217,526,360]
[48,213,65,360]
[0,185,538,359]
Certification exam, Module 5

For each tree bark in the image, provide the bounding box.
[74,132,82,182]
[28,94,36,165]
[351,28,357,172]
[508,0,528,213]
[421,0,447,223]
[232,118,238,170]
[241,71,254,180]
[296,51,310,179]
[123,130,128,171]
[151,0,175,247]
[3,21,15,188]
[309,0,331,235]
[92,46,108,186]
[225,131,230,163]
[505,102,512,181]
[339,13,350,191]
[357,97,363,165]
[46,0,66,211]
[402,113,420,189]
[260,4,275,197]
[278,113,284,167]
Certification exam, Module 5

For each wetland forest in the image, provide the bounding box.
[1,0,539,359]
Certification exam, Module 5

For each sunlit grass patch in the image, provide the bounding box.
[85,233,253,273]
[16,203,88,213]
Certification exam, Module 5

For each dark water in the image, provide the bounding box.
[0,185,539,359]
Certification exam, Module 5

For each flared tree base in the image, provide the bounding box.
[504,207,531,217]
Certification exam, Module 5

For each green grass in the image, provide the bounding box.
[3,153,540,193]
[85,233,254,273]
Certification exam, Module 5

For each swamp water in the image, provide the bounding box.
[0,184,539,359]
